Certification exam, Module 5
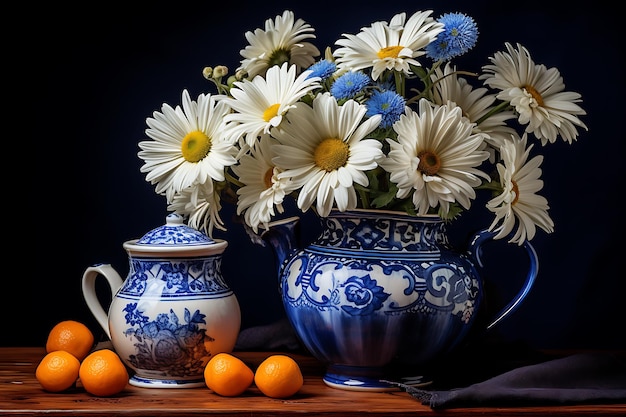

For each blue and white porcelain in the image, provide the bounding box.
[256,209,537,391]
[82,213,241,388]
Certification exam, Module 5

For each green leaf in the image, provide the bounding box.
[439,203,464,221]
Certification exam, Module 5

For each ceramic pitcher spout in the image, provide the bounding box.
[249,216,301,276]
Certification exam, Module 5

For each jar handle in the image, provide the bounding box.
[467,229,539,330]
[81,263,124,339]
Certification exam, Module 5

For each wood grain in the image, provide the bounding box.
[1,347,624,416]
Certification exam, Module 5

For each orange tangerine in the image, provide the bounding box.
[254,354,303,398]
[204,353,254,397]
[79,349,129,396]
[45,320,95,361]
[35,350,81,392]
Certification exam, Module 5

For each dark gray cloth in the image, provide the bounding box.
[385,353,626,409]
[234,318,301,351]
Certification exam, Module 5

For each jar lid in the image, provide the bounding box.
[136,213,214,245]
[123,213,227,256]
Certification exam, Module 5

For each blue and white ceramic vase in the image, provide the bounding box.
[82,213,241,388]
[257,208,537,391]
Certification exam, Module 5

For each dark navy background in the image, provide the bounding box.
[12,0,623,351]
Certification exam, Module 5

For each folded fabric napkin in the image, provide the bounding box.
[385,352,626,409]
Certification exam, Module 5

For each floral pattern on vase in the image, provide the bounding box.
[121,257,231,297]
[122,306,213,378]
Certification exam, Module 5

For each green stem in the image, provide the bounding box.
[225,168,244,188]
[475,101,512,125]
[355,184,371,209]
[394,71,405,98]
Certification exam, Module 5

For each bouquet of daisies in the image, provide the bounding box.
[137,9,587,245]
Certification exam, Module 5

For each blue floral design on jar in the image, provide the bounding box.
[122,305,213,377]
[340,274,390,316]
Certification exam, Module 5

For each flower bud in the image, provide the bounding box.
[213,65,229,78]
[235,69,248,81]
[202,66,213,80]
[227,75,238,88]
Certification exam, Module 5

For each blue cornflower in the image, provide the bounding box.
[330,71,371,100]
[365,90,405,128]
[306,59,337,81]
[426,13,478,61]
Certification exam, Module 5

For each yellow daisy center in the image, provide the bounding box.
[263,167,274,189]
[181,130,211,163]
[417,150,441,176]
[522,84,544,107]
[314,138,349,172]
[511,180,520,205]
[377,45,404,59]
[263,104,281,122]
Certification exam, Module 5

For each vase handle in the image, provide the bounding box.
[467,229,539,330]
[81,263,124,339]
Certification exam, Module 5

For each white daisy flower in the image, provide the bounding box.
[167,180,226,237]
[486,133,554,245]
[138,89,238,203]
[223,63,321,147]
[238,10,321,79]
[272,93,383,217]
[380,99,490,216]
[430,62,516,154]
[232,134,295,233]
[480,42,588,145]
[334,10,444,81]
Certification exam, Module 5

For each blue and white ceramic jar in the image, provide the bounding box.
[257,209,537,391]
[82,213,241,388]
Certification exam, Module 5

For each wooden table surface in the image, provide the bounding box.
[1,347,625,416]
